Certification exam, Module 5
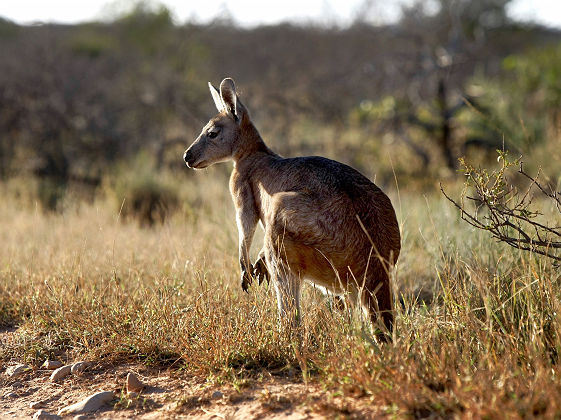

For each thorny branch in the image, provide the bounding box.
[441,151,561,263]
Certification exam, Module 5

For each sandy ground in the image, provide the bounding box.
[0,330,384,419]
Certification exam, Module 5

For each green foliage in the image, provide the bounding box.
[349,97,397,125]
[464,43,561,152]
[0,17,19,38]
[115,1,174,54]
[69,27,117,58]
[503,44,561,112]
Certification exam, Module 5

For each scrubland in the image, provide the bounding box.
[1,138,560,418]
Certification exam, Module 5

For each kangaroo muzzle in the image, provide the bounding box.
[183,150,193,167]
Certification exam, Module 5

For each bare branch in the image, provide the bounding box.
[440,153,561,263]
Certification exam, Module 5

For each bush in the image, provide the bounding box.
[105,154,179,227]
[441,151,561,263]
[37,178,67,212]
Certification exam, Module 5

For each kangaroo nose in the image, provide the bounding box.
[183,150,191,165]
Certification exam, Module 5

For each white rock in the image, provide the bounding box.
[30,401,44,409]
[126,373,145,393]
[42,360,64,370]
[57,391,114,416]
[50,365,71,382]
[4,392,17,398]
[33,410,60,419]
[5,364,29,378]
[70,361,91,375]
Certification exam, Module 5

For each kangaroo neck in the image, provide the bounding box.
[232,120,277,170]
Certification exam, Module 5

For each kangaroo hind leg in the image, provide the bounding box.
[362,274,394,342]
[264,248,302,329]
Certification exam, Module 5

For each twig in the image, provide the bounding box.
[440,154,561,263]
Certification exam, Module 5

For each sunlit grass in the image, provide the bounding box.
[0,171,560,417]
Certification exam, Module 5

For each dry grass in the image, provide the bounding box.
[1,166,560,418]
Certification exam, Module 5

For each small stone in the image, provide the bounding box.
[5,364,30,378]
[126,373,145,393]
[211,390,224,399]
[42,360,64,370]
[11,381,23,388]
[33,410,60,420]
[30,401,44,409]
[70,361,91,375]
[73,416,88,420]
[127,391,138,398]
[57,391,114,415]
[50,365,71,382]
[4,392,18,398]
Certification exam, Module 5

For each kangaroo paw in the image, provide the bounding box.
[252,257,270,285]
[241,269,252,293]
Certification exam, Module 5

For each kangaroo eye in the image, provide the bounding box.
[206,127,220,139]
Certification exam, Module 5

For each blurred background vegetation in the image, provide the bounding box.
[0,0,559,220]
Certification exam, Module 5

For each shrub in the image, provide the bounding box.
[105,153,179,227]
[441,151,561,263]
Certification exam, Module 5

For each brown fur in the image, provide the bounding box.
[184,78,400,336]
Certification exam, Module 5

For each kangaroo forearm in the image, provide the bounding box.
[238,239,252,273]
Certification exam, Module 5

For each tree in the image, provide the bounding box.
[381,0,514,170]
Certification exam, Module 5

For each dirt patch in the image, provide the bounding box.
[0,360,385,418]
[0,363,388,419]
[0,328,387,419]
[1,363,296,419]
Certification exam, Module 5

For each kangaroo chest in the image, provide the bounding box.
[229,168,275,228]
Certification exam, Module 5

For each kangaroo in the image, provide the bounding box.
[183,78,400,337]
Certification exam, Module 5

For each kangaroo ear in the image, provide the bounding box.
[208,82,225,113]
[219,78,239,119]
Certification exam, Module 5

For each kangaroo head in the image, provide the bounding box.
[184,78,248,169]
